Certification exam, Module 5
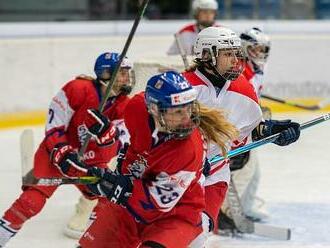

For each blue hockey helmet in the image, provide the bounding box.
[94,52,131,79]
[145,71,197,109]
[94,52,133,94]
[145,71,199,138]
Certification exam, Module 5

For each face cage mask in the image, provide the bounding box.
[246,44,270,67]
[157,101,200,139]
[206,46,245,81]
[98,68,134,95]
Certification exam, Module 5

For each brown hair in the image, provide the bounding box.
[197,102,238,156]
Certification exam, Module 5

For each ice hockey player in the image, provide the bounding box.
[219,27,273,233]
[241,27,271,98]
[0,52,133,247]
[167,0,219,55]
[181,26,300,246]
[78,71,238,248]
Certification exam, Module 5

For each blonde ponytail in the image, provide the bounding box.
[197,103,238,156]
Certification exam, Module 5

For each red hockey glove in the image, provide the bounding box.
[51,143,88,178]
[84,109,118,146]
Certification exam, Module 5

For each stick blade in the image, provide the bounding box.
[254,223,291,240]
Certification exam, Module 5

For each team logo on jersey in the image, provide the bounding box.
[77,124,89,145]
[127,154,148,179]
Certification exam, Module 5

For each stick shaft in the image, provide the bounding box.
[261,94,320,110]
[210,113,330,164]
[78,0,149,157]
[174,33,189,69]
[34,113,330,186]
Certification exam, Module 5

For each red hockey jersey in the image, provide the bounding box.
[121,93,207,226]
[42,78,129,165]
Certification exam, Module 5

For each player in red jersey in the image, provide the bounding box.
[181,26,300,246]
[78,71,238,248]
[167,0,219,55]
[0,52,133,247]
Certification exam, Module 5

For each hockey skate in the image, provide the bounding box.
[64,196,97,239]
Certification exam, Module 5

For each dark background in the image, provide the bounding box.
[0,0,329,22]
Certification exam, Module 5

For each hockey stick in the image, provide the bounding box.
[217,113,330,240]
[174,33,189,69]
[227,180,291,240]
[261,94,330,111]
[20,129,100,186]
[20,0,149,186]
[78,0,149,157]
[210,112,330,165]
[25,113,330,186]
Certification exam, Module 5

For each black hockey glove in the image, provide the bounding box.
[86,167,133,206]
[256,119,301,146]
[51,143,88,178]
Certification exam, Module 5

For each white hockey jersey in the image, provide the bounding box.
[183,69,263,186]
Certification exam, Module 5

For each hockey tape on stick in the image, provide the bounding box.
[261,94,330,111]
[20,129,100,186]
[78,0,150,158]
[210,113,330,165]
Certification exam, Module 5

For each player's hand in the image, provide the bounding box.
[260,119,300,146]
[51,143,88,178]
[86,167,133,205]
[84,109,118,146]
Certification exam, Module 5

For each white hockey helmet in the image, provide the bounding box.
[192,0,218,13]
[194,26,244,80]
[240,27,271,66]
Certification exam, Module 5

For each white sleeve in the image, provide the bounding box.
[46,89,74,132]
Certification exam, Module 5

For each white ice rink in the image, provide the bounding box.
[1,113,330,248]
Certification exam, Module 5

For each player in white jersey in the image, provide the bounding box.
[167,0,219,55]
[184,26,300,247]
[219,27,273,232]
[241,27,271,98]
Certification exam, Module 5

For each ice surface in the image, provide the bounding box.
[1,113,330,248]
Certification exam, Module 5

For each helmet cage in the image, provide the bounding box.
[240,28,271,66]
[199,45,245,81]
[155,101,200,139]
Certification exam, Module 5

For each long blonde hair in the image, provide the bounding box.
[197,102,238,156]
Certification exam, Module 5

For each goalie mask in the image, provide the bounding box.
[145,71,200,139]
[194,26,245,81]
[94,52,134,95]
[240,27,271,67]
